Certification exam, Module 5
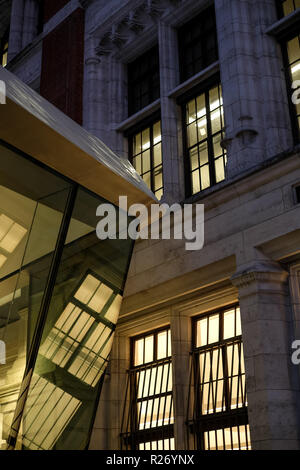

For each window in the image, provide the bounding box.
[128,46,160,116]
[121,327,174,450]
[187,306,251,450]
[283,34,300,139]
[0,32,8,67]
[178,7,218,83]
[277,0,300,17]
[183,82,226,196]
[129,119,163,199]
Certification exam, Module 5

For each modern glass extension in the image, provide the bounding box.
[0,141,134,450]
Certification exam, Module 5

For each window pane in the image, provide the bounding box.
[197,318,208,347]
[223,309,235,339]
[200,165,210,190]
[208,314,219,344]
[144,335,154,363]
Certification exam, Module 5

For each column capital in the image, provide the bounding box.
[231,260,288,289]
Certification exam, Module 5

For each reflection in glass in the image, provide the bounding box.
[13,188,133,450]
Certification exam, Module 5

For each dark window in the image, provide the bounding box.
[129,119,163,199]
[183,82,226,196]
[295,184,300,203]
[277,0,300,17]
[0,30,9,67]
[188,306,251,450]
[121,328,174,450]
[128,46,160,116]
[178,6,218,83]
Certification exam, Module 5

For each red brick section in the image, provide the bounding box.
[43,0,70,23]
[40,8,84,125]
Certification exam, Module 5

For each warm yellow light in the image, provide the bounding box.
[0,214,27,253]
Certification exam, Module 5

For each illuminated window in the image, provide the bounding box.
[277,0,300,17]
[188,306,251,450]
[0,32,8,68]
[128,46,160,116]
[178,6,218,83]
[183,82,226,196]
[129,119,163,199]
[121,328,174,450]
[283,35,300,140]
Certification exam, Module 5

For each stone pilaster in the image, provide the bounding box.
[158,21,184,203]
[231,260,300,449]
[170,308,191,449]
[215,0,293,179]
[108,56,127,158]
[8,0,24,61]
[22,0,39,49]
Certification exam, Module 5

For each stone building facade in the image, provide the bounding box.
[1,0,300,450]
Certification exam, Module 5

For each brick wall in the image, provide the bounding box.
[43,0,70,23]
[40,8,84,124]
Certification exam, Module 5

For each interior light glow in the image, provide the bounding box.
[0,214,27,253]
[291,63,300,74]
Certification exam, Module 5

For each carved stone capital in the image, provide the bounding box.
[231,260,288,289]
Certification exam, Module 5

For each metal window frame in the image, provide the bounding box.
[187,304,250,450]
[178,5,219,83]
[280,32,300,144]
[121,326,174,450]
[0,28,9,67]
[128,45,160,116]
[127,113,163,198]
[276,0,300,18]
[179,74,225,198]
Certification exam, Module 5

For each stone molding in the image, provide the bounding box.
[231,260,289,289]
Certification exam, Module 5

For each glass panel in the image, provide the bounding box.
[144,335,154,363]
[0,143,71,450]
[190,147,198,171]
[187,122,198,147]
[197,318,208,347]
[142,150,151,174]
[153,143,162,167]
[208,315,219,344]
[192,170,200,195]
[157,331,167,360]
[223,309,235,339]
[14,188,133,450]
[200,165,210,190]
[142,128,150,151]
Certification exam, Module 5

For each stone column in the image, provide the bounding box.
[82,35,110,144]
[108,55,128,158]
[231,260,300,449]
[158,21,184,203]
[8,0,24,61]
[22,0,39,49]
[215,0,293,179]
[170,308,191,449]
